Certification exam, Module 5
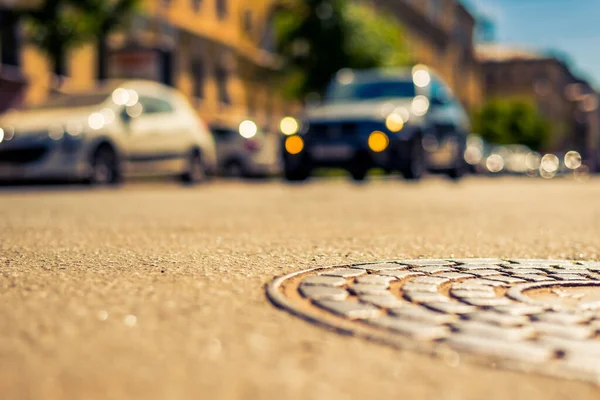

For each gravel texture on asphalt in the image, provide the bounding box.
[1,177,600,400]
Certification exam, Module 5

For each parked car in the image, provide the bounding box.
[279,66,471,181]
[0,80,216,185]
[211,120,281,177]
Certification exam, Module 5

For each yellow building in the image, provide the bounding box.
[371,0,483,111]
[0,0,289,131]
[2,0,482,125]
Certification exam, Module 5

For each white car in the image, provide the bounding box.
[211,120,281,177]
[0,80,217,184]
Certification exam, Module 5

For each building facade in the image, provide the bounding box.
[371,0,483,111]
[477,44,599,156]
[0,0,289,130]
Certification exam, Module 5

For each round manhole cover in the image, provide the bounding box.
[267,259,600,383]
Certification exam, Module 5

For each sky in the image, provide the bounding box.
[463,0,600,88]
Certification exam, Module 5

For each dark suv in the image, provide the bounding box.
[280,67,471,181]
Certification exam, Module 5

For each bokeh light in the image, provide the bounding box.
[88,113,105,130]
[66,121,83,136]
[239,120,258,139]
[125,90,139,107]
[385,113,404,132]
[464,147,483,165]
[2,125,14,141]
[411,95,429,116]
[486,154,504,173]
[49,125,64,140]
[285,135,304,155]
[100,108,116,124]
[368,131,389,152]
[413,69,431,88]
[540,154,559,173]
[126,103,143,118]
[280,117,299,136]
[112,88,130,106]
[564,151,582,170]
[526,152,541,170]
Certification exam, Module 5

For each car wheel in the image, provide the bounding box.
[224,160,245,178]
[181,151,207,185]
[447,160,467,180]
[447,144,467,181]
[90,145,120,185]
[284,166,310,181]
[400,136,425,181]
[349,153,370,182]
[349,166,369,181]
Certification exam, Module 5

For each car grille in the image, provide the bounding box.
[308,122,360,138]
[0,147,48,164]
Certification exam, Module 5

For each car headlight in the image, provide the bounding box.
[0,125,15,142]
[48,125,65,140]
[239,120,258,139]
[280,116,301,136]
[385,113,404,133]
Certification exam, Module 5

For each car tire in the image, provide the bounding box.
[399,136,425,181]
[348,153,370,182]
[447,144,467,181]
[283,165,310,182]
[224,160,246,178]
[89,145,120,185]
[181,151,207,185]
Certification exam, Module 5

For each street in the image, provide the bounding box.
[1,176,600,399]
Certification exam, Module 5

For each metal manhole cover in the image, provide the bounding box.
[266,259,600,384]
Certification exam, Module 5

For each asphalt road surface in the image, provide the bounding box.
[1,176,600,400]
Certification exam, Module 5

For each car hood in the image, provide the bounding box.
[0,106,98,134]
[305,99,421,123]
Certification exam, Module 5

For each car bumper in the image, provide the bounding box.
[0,142,91,181]
[284,138,399,170]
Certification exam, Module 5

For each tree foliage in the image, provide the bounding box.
[472,99,551,151]
[16,0,138,80]
[274,0,410,100]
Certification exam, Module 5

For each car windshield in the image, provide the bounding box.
[24,93,110,110]
[325,80,416,103]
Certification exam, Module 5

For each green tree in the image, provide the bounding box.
[78,0,140,81]
[472,99,551,151]
[16,0,138,83]
[274,0,410,100]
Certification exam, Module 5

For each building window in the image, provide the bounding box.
[192,0,202,12]
[191,60,205,99]
[216,0,227,19]
[243,10,253,34]
[0,11,20,67]
[246,82,255,116]
[215,65,231,105]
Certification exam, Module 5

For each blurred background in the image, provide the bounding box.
[0,0,598,181]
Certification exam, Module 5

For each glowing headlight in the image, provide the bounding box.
[280,116,300,136]
[368,131,389,153]
[48,125,65,140]
[285,135,304,154]
[385,113,404,133]
[411,95,430,116]
[239,120,258,139]
[412,65,431,88]
[88,112,106,130]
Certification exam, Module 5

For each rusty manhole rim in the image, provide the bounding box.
[266,259,600,385]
